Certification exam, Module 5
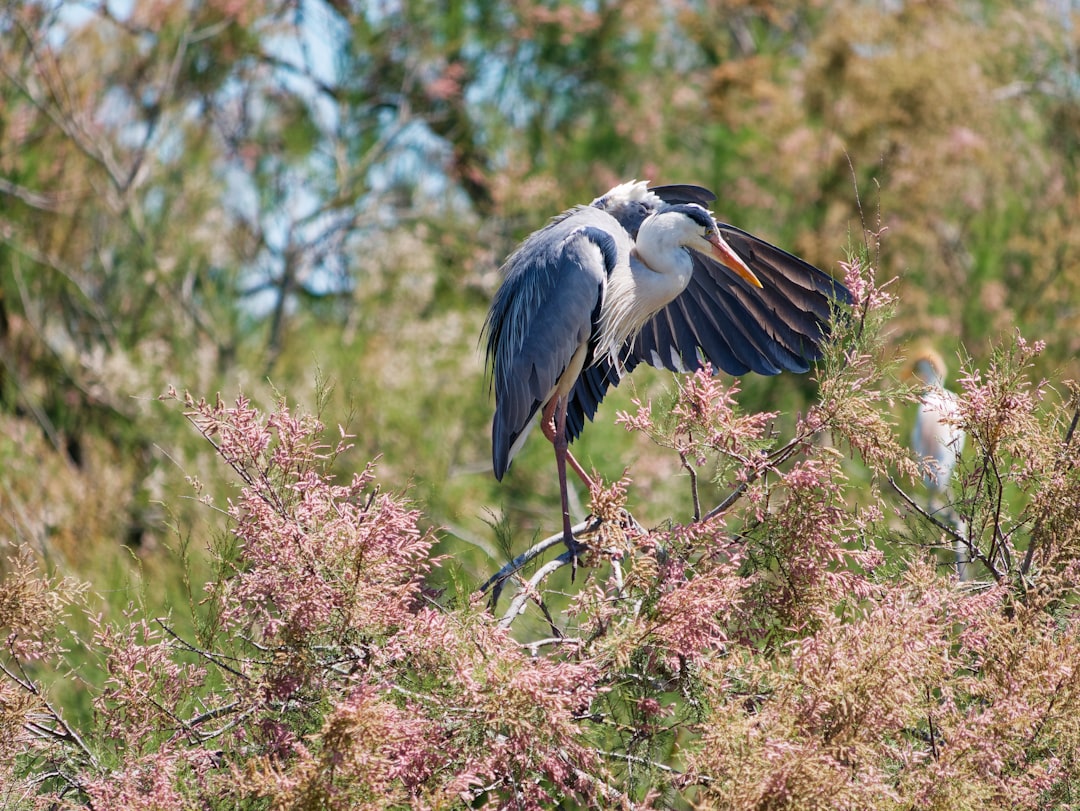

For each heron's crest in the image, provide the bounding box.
[590,179,660,209]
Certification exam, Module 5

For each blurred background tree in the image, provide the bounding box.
[1,0,1079,603]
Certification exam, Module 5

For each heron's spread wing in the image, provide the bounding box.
[485,209,623,478]
[636,224,851,376]
[567,185,852,442]
[595,181,848,369]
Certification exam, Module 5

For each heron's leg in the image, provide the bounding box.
[551,395,583,577]
[540,399,594,488]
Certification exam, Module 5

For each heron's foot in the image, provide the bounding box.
[563,530,588,582]
[540,416,558,443]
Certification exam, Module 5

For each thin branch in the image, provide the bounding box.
[535,595,565,640]
[985,451,1009,575]
[5,21,125,189]
[0,177,70,211]
[479,518,597,599]
[1022,403,1080,576]
[390,684,482,715]
[679,449,701,522]
[498,553,575,630]
[704,479,752,522]
[926,684,939,761]
[524,637,583,656]
[185,701,241,729]
[1063,404,1080,452]
[1,656,100,771]
[703,436,801,522]
[197,706,261,745]
[595,749,713,785]
[889,478,965,543]
[156,621,251,680]
[889,476,1002,582]
[559,754,629,805]
[610,555,625,598]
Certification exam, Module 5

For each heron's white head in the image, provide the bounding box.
[598,204,760,372]
[642,204,762,289]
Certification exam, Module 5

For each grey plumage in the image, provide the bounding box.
[565,183,851,440]
[484,207,629,480]
[484,181,851,508]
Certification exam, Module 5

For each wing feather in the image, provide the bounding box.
[565,183,851,441]
[485,209,625,478]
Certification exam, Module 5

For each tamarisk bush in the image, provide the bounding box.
[4,258,1080,808]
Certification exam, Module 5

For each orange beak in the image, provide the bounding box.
[707,233,762,289]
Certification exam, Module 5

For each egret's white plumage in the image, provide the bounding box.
[911,350,969,579]
[912,353,965,493]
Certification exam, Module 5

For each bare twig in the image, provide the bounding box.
[390,684,483,715]
[985,452,1009,575]
[572,769,627,804]
[156,620,252,680]
[610,556,625,597]
[595,749,713,786]
[524,637,583,656]
[536,597,564,640]
[679,449,701,522]
[182,705,257,744]
[185,701,241,729]
[1,655,100,771]
[889,478,964,542]
[0,177,70,211]
[703,436,802,521]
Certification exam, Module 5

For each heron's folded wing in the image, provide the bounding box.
[485,216,620,478]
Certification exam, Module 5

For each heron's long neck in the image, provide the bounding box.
[596,222,694,366]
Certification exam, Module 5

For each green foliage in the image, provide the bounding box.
[4,0,1080,806]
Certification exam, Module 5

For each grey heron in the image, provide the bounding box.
[910,349,969,579]
[484,180,851,555]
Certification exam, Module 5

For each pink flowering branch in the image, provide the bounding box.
[0,651,100,772]
[16,279,1080,808]
[1021,401,1080,577]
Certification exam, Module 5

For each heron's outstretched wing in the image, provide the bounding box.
[567,184,851,441]
[634,223,851,376]
[650,183,850,369]
[485,208,623,478]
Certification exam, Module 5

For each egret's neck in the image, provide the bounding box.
[915,360,945,390]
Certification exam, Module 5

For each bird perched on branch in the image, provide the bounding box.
[484,180,850,555]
